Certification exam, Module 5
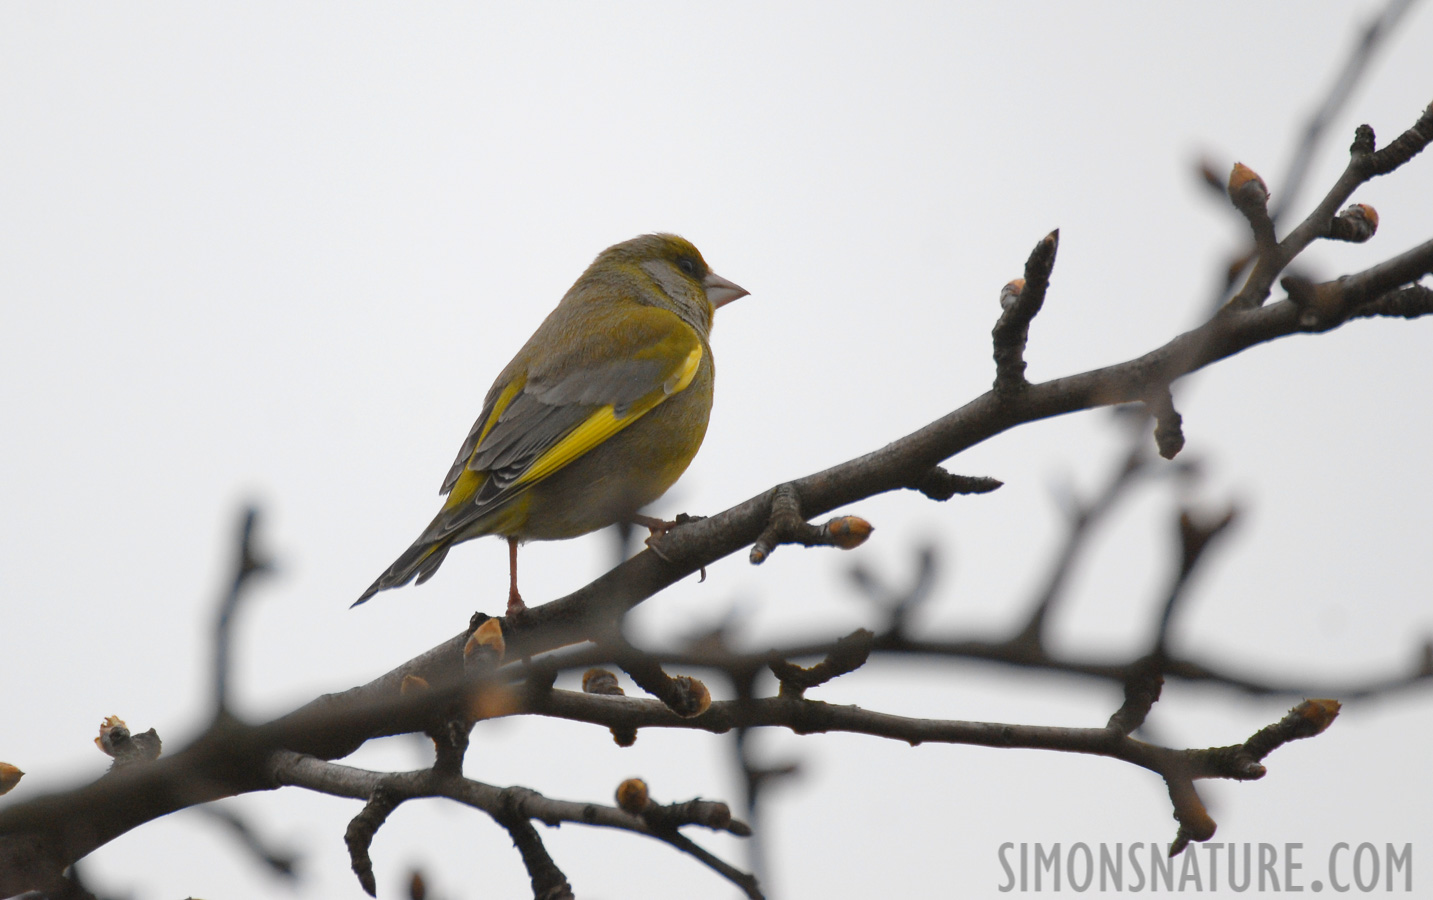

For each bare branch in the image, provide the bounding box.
[848,545,939,638]
[1270,0,1417,221]
[194,804,299,881]
[493,793,575,900]
[1153,506,1238,657]
[1011,446,1147,652]
[496,242,1433,667]
[610,645,713,719]
[215,506,273,714]
[768,629,873,698]
[992,230,1060,390]
[1231,102,1433,309]
[271,751,757,898]
[1106,656,1165,736]
[345,783,401,897]
[1146,385,1186,460]
[907,466,1003,500]
[4,105,1432,894]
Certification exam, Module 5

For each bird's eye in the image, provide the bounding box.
[677,257,698,276]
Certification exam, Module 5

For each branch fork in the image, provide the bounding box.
[749,483,872,565]
[1228,102,1433,311]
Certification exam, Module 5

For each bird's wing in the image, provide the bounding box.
[435,306,704,528]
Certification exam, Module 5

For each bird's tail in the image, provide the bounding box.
[352,537,451,607]
[354,468,507,606]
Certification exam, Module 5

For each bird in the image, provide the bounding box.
[355,233,747,615]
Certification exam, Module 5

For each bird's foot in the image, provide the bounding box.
[632,513,708,581]
[631,513,677,542]
[632,512,705,544]
[506,586,527,619]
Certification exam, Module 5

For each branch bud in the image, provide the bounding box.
[1293,698,1341,735]
[823,515,873,550]
[94,715,162,767]
[615,777,650,815]
[582,668,624,696]
[669,675,712,718]
[0,762,22,796]
[1227,162,1269,205]
[999,279,1024,311]
[94,715,128,754]
[1327,203,1379,243]
[583,668,638,745]
[463,616,506,664]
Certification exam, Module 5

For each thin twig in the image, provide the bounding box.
[1271,0,1419,223]
[214,506,271,714]
[270,752,758,897]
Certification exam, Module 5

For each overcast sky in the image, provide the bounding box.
[3,3,1432,898]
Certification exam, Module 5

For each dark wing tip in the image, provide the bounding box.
[351,542,451,608]
[352,580,383,607]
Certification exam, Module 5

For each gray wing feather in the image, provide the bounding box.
[440,391,501,495]
[472,398,591,497]
[527,357,668,411]
[441,355,673,503]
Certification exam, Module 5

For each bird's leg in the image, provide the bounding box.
[505,536,526,617]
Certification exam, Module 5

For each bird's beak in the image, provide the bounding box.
[704,271,749,309]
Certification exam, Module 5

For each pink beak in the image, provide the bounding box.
[704,271,749,309]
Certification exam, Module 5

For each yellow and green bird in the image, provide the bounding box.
[355,234,747,614]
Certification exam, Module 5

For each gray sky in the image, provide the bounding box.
[3,3,1432,897]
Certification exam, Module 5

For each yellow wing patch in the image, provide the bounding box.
[664,345,702,395]
[516,343,703,488]
[480,377,527,445]
[443,467,487,511]
[441,377,526,511]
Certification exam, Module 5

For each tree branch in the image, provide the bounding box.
[4,120,1432,892]
[271,751,756,898]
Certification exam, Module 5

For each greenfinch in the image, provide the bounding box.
[355,234,747,614]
